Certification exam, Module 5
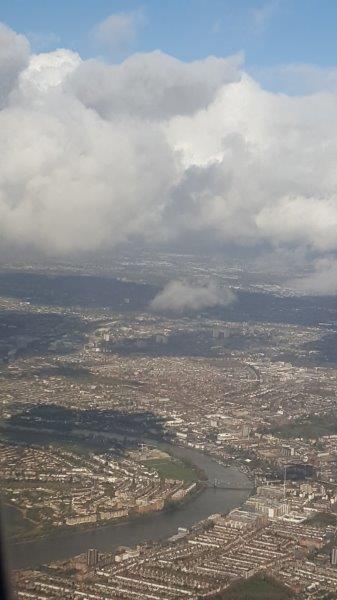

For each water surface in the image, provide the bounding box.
[7,445,252,570]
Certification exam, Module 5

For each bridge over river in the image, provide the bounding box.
[209,478,253,491]
[7,443,253,570]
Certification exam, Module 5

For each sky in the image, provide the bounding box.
[2,2,337,294]
[2,0,337,77]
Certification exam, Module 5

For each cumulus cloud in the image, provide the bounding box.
[69,51,243,119]
[150,281,236,312]
[2,20,337,281]
[18,49,81,95]
[163,74,337,251]
[0,23,30,107]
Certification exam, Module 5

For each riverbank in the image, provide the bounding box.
[3,443,206,544]
[6,445,252,570]
[4,480,206,545]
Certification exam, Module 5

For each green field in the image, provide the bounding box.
[307,512,337,527]
[216,575,294,600]
[2,503,41,540]
[142,458,199,482]
[268,413,337,439]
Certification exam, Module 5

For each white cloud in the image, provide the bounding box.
[92,10,145,53]
[151,281,235,312]
[0,22,30,107]
[18,49,81,95]
[69,51,243,119]
[163,75,337,251]
[2,20,337,284]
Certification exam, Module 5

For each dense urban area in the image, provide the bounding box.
[2,253,337,599]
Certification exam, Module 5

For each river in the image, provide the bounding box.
[6,444,252,570]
